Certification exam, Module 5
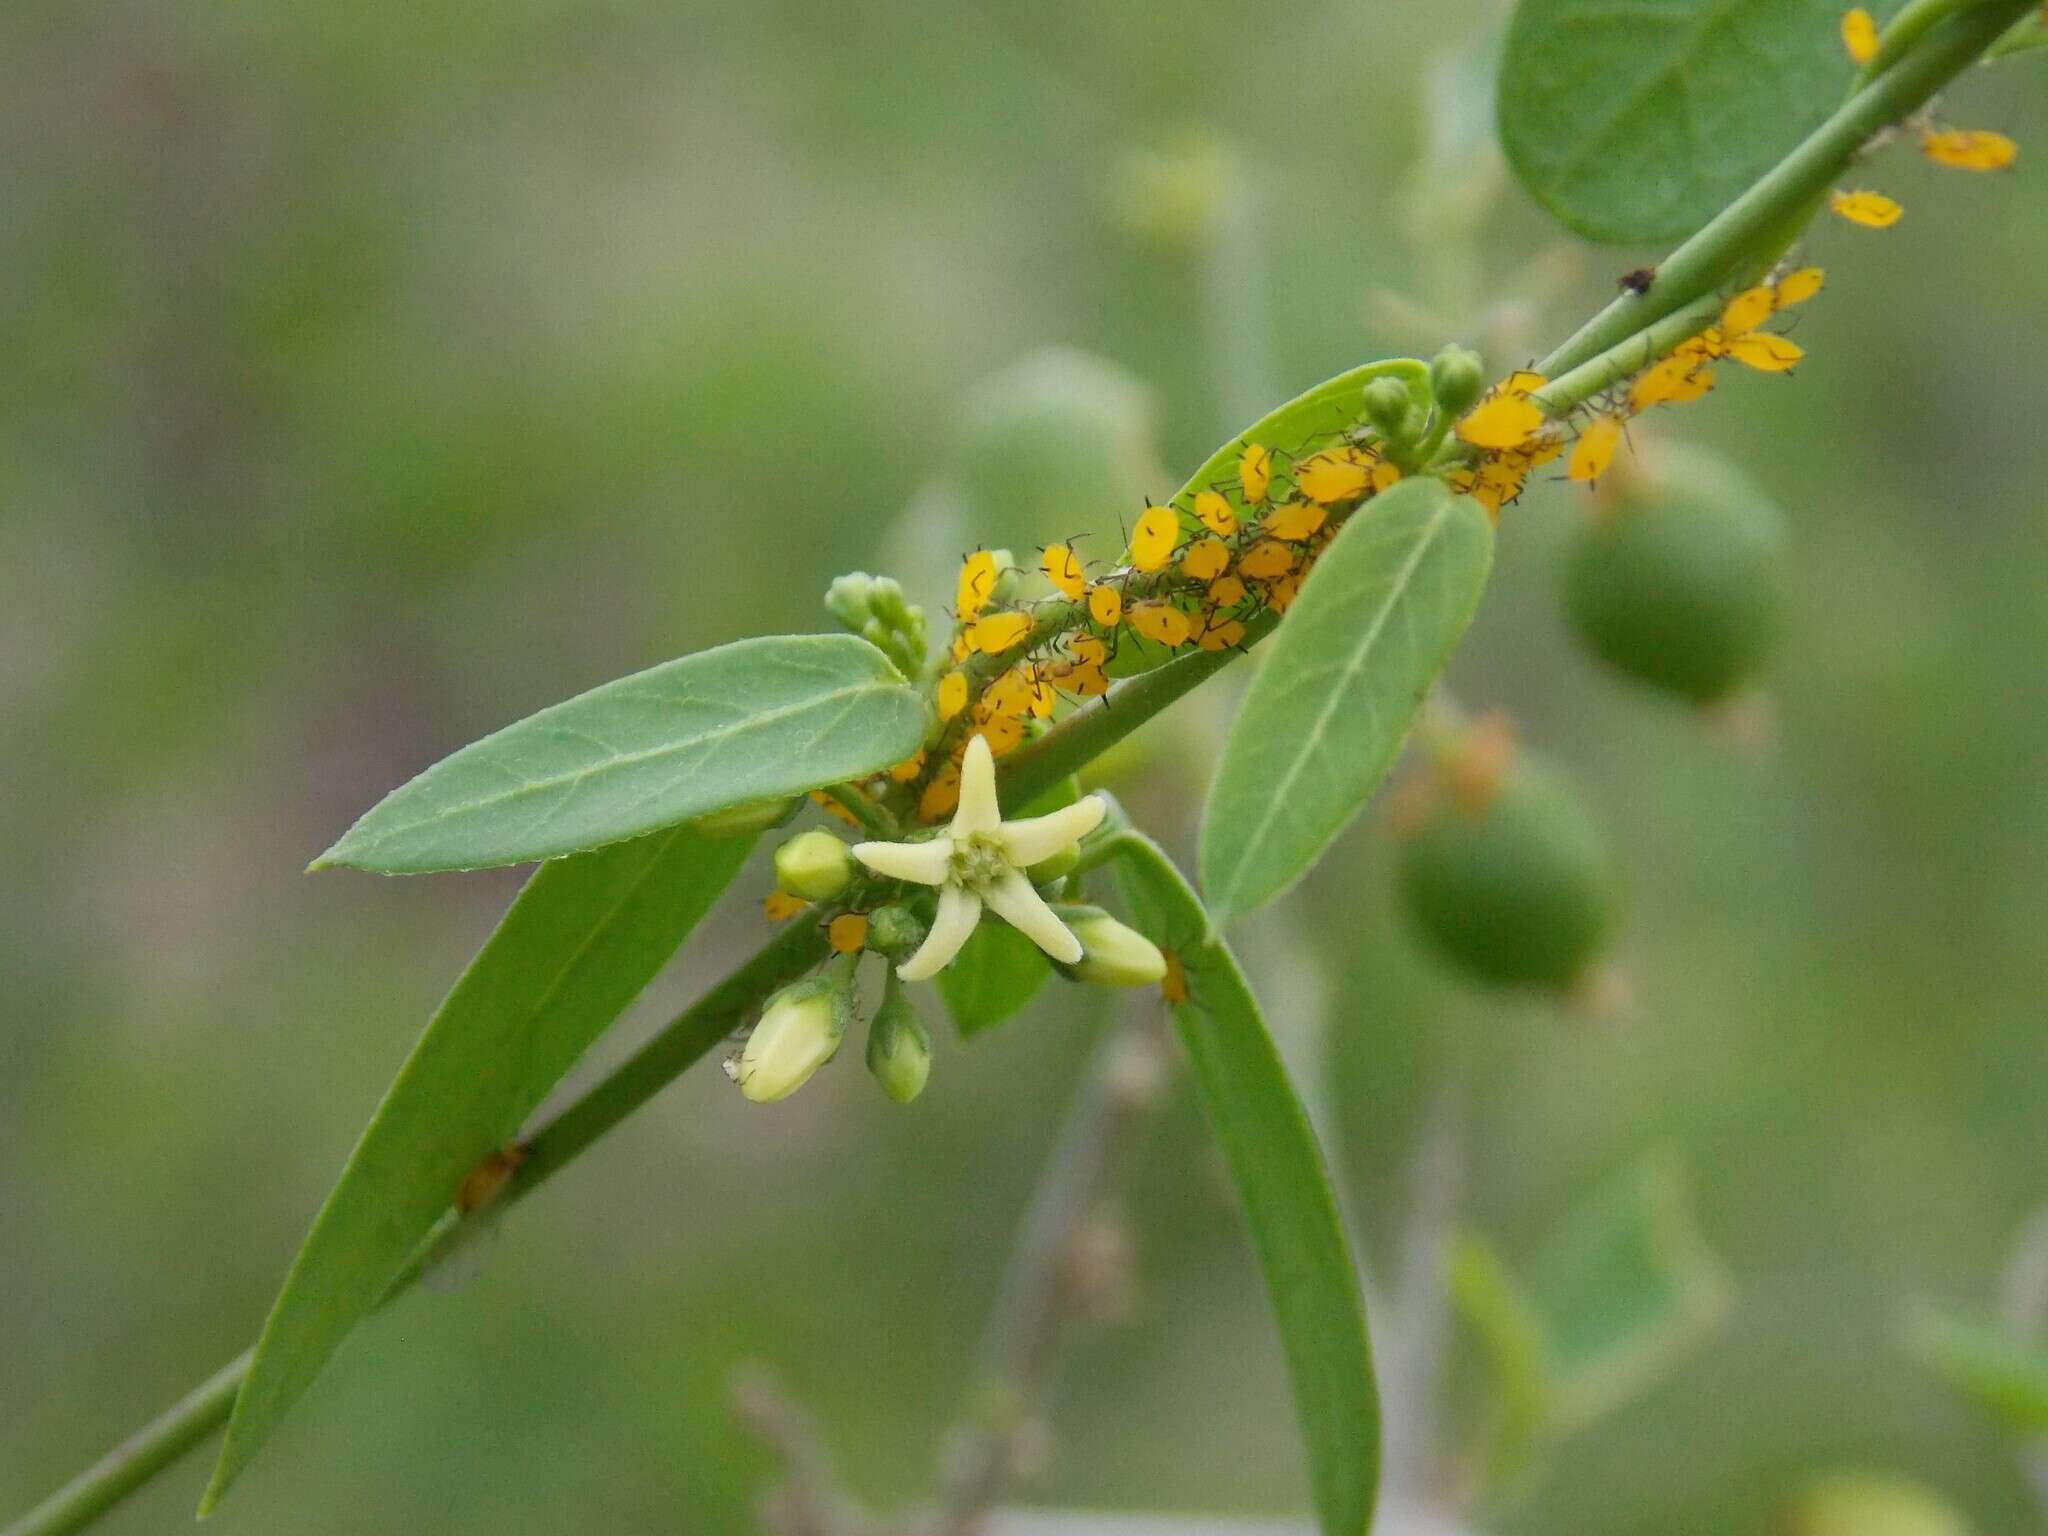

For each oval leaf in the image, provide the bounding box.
[1199,479,1493,925]
[317,634,928,874]
[1498,0,1857,243]
[203,823,754,1510]
[1112,831,1379,1536]
[937,921,1051,1038]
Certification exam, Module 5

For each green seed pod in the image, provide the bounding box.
[865,977,933,1104]
[1362,376,1419,448]
[692,795,800,839]
[1782,1471,1972,1536]
[1428,344,1486,421]
[1055,905,1168,988]
[1562,444,1791,705]
[865,903,927,962]
[1396,758,1621,991]
[773,829,855,902]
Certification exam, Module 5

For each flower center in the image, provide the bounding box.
[951,834,1011,889]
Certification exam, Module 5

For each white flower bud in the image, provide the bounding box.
[736,977,851,1103]
[774,829,855,901]
[1062,908,1168,988]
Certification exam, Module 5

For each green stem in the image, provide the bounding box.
[3,918,829,1536]
[1538,0,2033,380]
[819,781,901,839]
[0,1355,251,1536]
[1531,294,1725,419]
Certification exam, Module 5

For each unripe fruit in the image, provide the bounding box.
[1562,444,1790,705]
[866,980,933,1104]
[1396,758,1621,990]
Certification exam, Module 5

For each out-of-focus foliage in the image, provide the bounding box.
[3,0,2045,1532]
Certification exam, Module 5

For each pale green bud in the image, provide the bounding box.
[1362,376,1418,446]
[734,975,851,1103]
[774,829,854,901]
[825,571,876,632]
[865,903,927,962]
[1058,906,1168,987]
[1429,344,1486,420]
[692,795,800,839]
[865,979,933,1104]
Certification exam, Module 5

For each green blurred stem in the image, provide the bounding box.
[818,781,901,838]
[1528,294,1725,419]
[1538,0,2034,380]
[0,1354,251,1536]
[3,918,829,1536]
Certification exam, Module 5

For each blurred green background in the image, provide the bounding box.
[3,0,2044,1531]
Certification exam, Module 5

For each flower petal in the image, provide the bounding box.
[851,836,953,886]
[897,883,982,981]
[997,794,1107,868]
[980,868,1083,964]
[952,733,1001,836]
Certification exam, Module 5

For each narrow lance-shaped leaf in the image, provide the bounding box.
[318,633,928,874]
[1111,831,1379,1536]
[204,823,756,1511]
[1199,478,1493,925]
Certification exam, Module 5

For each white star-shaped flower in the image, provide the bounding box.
[852,734,1105,981]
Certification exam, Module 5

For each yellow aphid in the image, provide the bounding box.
[1088,583,1123,627]
[1161,949,1189,1005]
[982,668,1033,718]
[1841,7,1878,65]
[975,713,1027,754]
[949,633,971,664]
[1724,332,1804,372]
[1129,601,1193,647]
[1058,663,1109,697]
[1774,267,1825,307]
[764,890,806,921]
[1629,354,1714,411]
[1370,457,1403,492]
[937,670,969,721]
[1502,370,1547,396]
[1567,416,1623,484]
[1675,329,1722,362]
[889,751,924,784]
[1042,543,1085,600]
[1475,460,1529,513]
[919,762,961,821]
[1239,443,1273,504]
[1515,434,1566,470]
[1263,499,1328,541]
[1295,449,1372,506]
[968,611,1033,655]
[1194,489,1239,537]
[1239,539,1296,581]
[1129,505,1180,572]
[1207,573,1248,609]
[1456,392,1546,451]
[1027,673,1057,719]
[812,788,865,828]
[1831,189,1902,228]
[1265,573,1303,612]
[957,550,997,619]
[827,912,869,954]
[1921,128,2018,172]
[1067,633,1108,667]
[1721,286,1776,337]
[1196,617,1248,651]
[1181,535,1231,582]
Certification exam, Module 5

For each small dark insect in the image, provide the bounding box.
[1619,266,1656,296]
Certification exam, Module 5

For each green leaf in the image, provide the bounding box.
[1498,0,1861,243]
[317,634,928,874]
[1199,478,1493,925]
[1523,1150,1733,1429]
[1111,831,1379,1536]
[203,823,754,1511]
[1901,1304,2048,1435]
[937,921,1051,1038]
